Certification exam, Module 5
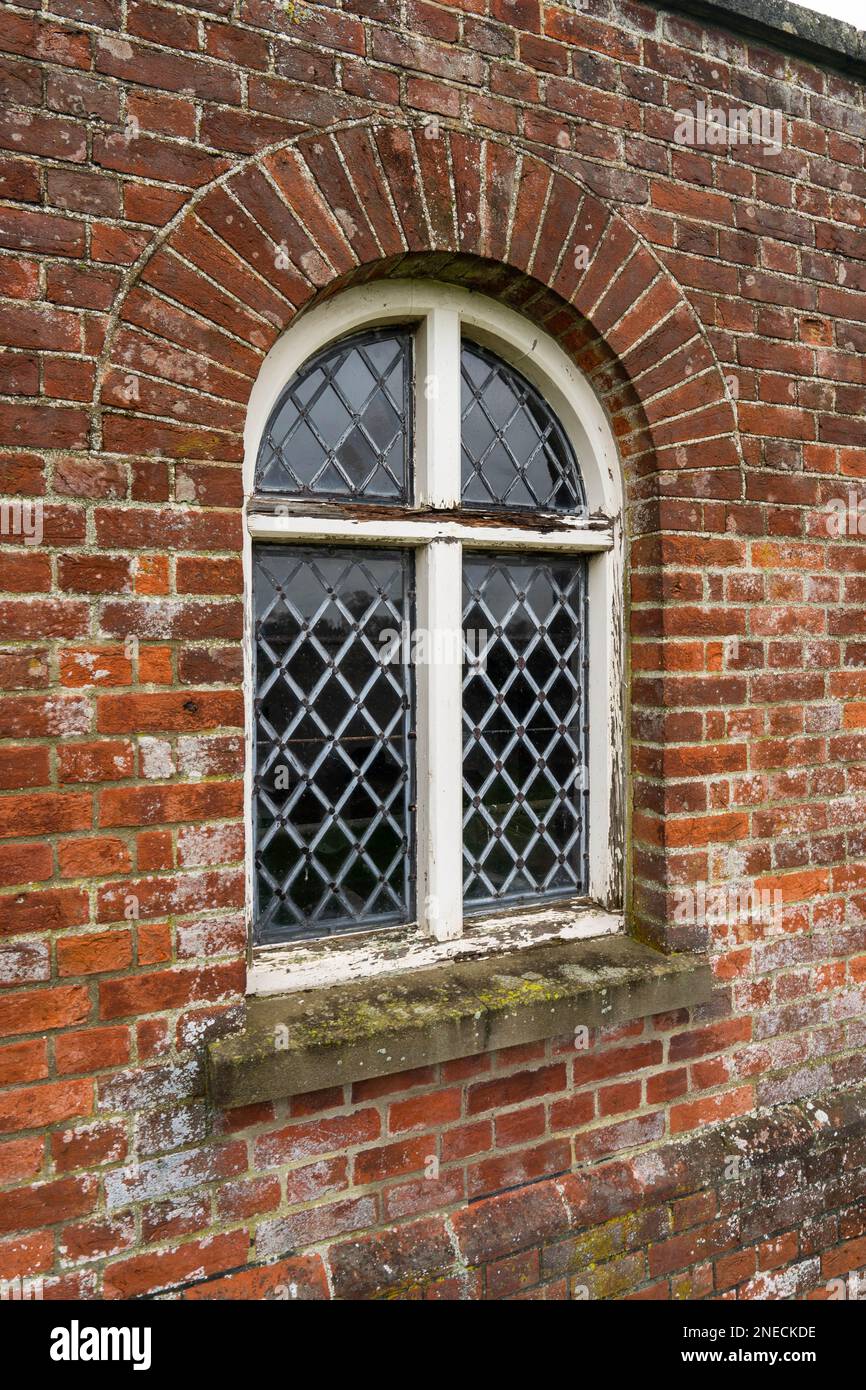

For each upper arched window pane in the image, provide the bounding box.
[255,327,412,502]
[461,341,586,514]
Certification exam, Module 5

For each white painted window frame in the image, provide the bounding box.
[243,283,624,995]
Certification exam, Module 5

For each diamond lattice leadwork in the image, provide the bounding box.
[462,553,588,908]
[253,545,414,942]
[461,341,587,513]
[255,328,412,502]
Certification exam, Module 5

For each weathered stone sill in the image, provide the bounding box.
[206,934,713,1107]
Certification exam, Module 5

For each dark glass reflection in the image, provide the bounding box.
[462,553,588,907]
[255,329,412,502]
[253,545,414,942]
[461,341,586,513]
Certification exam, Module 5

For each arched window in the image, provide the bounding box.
[245,284,624,984]
[255,328,413,502]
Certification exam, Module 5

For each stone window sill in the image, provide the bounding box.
[206,934,714,1108]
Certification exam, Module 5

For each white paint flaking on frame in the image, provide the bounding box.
[250,902,621,995]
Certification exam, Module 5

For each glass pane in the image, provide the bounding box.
[461,341,586,513]
[462,553,588,908]
[253,544,414,943]
[255,328,412,502]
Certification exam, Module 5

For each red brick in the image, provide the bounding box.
[97,690,243,735]
[57,930,133,977]
[353,1136,430,1185]
[0,792,91,839]
[0,986,90,1039]
[467,1065,567,1115]
[98,961,244,1019]
[0,1137,43,1183]
[55,1027,131,1076]
[0,1229,53,1280]
[255,1111,381,1168]
[0,841,53,887]
[669,1087,755,1135]
[57,837,131,879]
[58,741,134,784]
[0,1078,92,1135]
[103,1231,249,1299]
[388,1089,462,1133]
[0,1039,48,1087]
[51,1121,127,1173]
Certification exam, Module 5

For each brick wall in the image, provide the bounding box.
[1,0,865,1299]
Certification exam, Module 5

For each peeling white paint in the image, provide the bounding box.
[250,902,621,996]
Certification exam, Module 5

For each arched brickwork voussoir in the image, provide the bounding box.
[96,116,746,952]
[96,117,743,494]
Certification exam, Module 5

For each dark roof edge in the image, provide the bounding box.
[654,0,866,81]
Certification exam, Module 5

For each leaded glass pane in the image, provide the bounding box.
[461,341,586,513]
[253,544,414,943]
[462,553,588,908]
[255,329,412,502]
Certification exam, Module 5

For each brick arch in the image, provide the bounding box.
[96,117,745,951]
[97,118,741,501]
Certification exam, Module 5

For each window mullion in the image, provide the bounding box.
[416,537,464,942]
[416,306,461,507]
[415,305,464,941]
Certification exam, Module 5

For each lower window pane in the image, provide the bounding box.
[253,544,414,943]
[462,552,588,908]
